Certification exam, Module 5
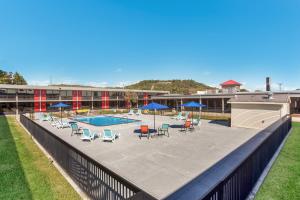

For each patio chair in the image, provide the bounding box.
[102,129,120,142]
[70,123,82,136]
[128,109,134,115]
[191,118,201,128]
[139,125,150,139]
[171,112,182,120]
[181,120,192,132]
[56,120,70,129]
[51,117,70,129]
[136,109,142,115]
[181,112,190,120]
[158,123,170,137]
[50,116,60,127]
[39,113,50,121]
[81,128,96,141]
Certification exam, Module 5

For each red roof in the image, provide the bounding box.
[221,80,241,86]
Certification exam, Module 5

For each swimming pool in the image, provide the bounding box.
[75,116,138,126]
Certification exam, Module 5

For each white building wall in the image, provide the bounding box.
[231,103,289,129]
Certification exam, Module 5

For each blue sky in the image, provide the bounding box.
[0,0,299,91]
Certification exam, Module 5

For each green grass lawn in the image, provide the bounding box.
[0,116,81,200]
[255,122,300,200]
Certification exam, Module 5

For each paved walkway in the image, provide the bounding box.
[37,114,257,199]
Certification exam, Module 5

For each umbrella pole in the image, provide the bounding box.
[154,109,156,131]
[192,108,193,122]
[61,108,62,123]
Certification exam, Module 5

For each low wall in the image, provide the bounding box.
[20,114,154,200]
[165,115,291,200]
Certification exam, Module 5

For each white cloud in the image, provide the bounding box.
[87,81,108,87]
[114,80,139,87]
[249,82,298,92]
[60,79,78,85]
[28,77,81,86]
[28,80,50,86]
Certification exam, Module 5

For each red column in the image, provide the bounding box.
[41,102,46,112]
[126,100,131,109]
[41,90,46,112]
[77,101,82,109]
[72,90,78,110]
[34,89,41,112]
[143,93,148,106]
[78,90,82,109]
[101,91,109,109]
[106,91,110,109]
[101,91,105,109]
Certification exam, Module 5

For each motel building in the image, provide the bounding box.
[0,80,298,200]
[1,79,300,129]
[0,84,169,115]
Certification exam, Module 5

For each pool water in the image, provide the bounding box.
[75,116,138,126]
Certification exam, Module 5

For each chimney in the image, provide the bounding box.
[266,77,271,91]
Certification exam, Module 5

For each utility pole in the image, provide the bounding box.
[278,83,283,91]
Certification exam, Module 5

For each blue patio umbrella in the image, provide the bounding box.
[181,101,206,121]
[140,102,169,131]
[50,102,70,123]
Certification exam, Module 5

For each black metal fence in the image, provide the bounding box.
[20,114,154,200]
[165,115,292,200]
[20,114,292,200]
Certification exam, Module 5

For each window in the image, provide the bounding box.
[26,89,34,94]
[94,91,101,97]
[7,89,16,94]
[18,89,26,94]
[66,91,72,96]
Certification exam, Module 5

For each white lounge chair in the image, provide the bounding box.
[56,120,70,129]
[41,113,51,121]
[50,117,70,129]
[181,112,190,120]
[128,109,134,115]
[49,116,60,127]
[102,129,120,142]
[171,112,184,120]
[191,118,201,127]
[81,128,97,141]
[136,109,142,115]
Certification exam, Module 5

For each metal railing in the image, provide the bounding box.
[20,114,154,200]
[165,115,292,200]
[20,114,291,200]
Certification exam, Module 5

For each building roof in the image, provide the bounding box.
[151,91,300,100]
[0,84,169,94]
[221,80,241,86]
[228,93,290,104]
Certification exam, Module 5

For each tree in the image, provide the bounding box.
[13,72,27,85]
[0,69,27,85]
[240,88,249,92]
[124,92,138,108]
[8,72,14,84]
[0,70,7,83]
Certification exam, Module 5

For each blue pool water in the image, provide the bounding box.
[75,116,138,126]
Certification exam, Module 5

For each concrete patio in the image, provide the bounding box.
[36,114,257,199]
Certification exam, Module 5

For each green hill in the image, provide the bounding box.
[125,80,212,94]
